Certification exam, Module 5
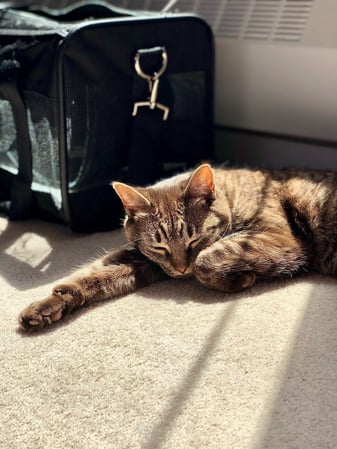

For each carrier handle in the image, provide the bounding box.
[0,1,155,22]
[0,0,178,21]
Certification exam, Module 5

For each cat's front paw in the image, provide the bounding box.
[18,284,84,331]
[194,255,257,293]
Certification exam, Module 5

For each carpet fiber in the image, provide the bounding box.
[1,216,337,449]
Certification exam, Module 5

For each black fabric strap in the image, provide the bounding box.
[0,60,33,218]
[128,108,165,185]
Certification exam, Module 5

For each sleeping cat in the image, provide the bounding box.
[19,164,337,330]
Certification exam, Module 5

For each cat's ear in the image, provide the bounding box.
[112,182,151,216]
[184,164,215,200]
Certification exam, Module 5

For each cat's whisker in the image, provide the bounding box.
[119,238,142,250]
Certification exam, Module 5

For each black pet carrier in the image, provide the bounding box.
[0,2,214,231]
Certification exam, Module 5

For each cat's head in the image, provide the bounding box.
[112,164,223,278]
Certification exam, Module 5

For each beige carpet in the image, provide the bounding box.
[1,215,337,449]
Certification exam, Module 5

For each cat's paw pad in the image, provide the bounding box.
[239,271,256,289]
[18,285,84,331]
[18,295,67,331]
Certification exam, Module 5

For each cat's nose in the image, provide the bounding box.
[177,265,187,274]
[173,265,192,279]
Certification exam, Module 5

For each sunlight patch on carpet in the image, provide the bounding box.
[251,282,315,448]
[4,232,52,269]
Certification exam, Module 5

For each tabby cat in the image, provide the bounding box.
[19,164,337,331]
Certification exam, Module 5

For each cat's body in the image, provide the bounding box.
[19,164,337,330]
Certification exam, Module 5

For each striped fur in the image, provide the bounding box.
[19,164,337,330]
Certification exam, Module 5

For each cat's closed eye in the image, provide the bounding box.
[152,245,171,256]
[186,238,201,250]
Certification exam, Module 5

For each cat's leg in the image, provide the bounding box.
[193,230,307,292]
[19,247,165,331]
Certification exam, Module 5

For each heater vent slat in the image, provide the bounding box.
[120,0,314,42]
